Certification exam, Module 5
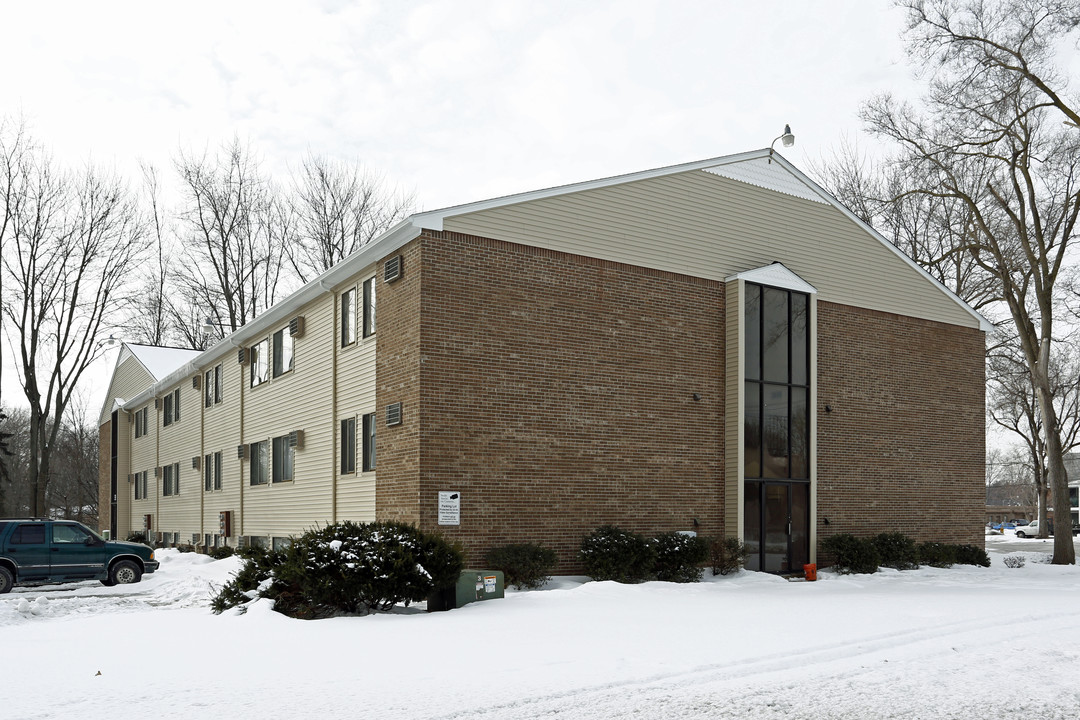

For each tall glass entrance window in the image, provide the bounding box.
[744,282,810,572]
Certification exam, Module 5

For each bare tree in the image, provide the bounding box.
[285,153,414,283]
[860,0,1080,563]
[173,138,288,341]
[813,140,999,310]
[124,162,174,346]
[0,119,147,516]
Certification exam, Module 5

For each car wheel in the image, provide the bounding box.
[0,566,13,594]
[108,560,142,586]
[1017,531,1027,538]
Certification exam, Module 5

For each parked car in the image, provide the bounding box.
[0,518,158,593]
[1015,520,1050,538]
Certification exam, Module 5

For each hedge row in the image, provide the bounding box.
[820,532,990,574]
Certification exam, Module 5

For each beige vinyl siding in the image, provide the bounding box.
[242,294,336,537]
[335,267,378,522]
[443,170,978,329]
[99,356,154,426]
[202,356,244,540]
[130,400,158,532]
[724,279,742,539]
[157,381,202,541]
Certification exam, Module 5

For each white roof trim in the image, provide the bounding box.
[703,155,830,204]
[726,263,818,294]
[410,149,775,231]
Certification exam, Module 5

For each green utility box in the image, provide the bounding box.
[427,569,504,611]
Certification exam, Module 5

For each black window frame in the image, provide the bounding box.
[362,412,376,472]
[744,283,811,482]
[362,277,376,338]
[249,440,269,486]
[341,417,356,475]
[272,435,294,484]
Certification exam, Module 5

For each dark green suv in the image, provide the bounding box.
[0,518,159,593]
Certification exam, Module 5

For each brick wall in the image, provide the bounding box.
[374,240,423,524]
[816,301,986,546]
[411,231,725,571]
[372,231,986,572]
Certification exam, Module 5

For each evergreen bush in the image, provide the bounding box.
[126,531,148,544]
[953,544,991,567]
[210,545,283,614]
[710,536,750,576]
[916,542,957,568]
[484,543,558,590]
[820,534,881,574]
[211,521,464,617]
[652,532,709,583]
[871,532,919,570]
[579,525,654,583]
[209,545,235,560]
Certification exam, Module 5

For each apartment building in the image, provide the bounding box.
[98,149,991,572]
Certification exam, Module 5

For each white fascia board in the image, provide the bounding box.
[119,219,422,411]
[411,149,774,231]
[766,154,994,333]
[726,263,818,294]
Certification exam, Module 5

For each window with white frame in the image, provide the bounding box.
[249,440,269,486]
[134,470,148,500]
[162,462,180,497]
[272,434,294,483]
[134,406,149,438]
[205,365,223,408]
[203,451,223,492]
[163,388,181,426]
[341,287,357,347]
[272,326,293,378]
[250,338,270,387]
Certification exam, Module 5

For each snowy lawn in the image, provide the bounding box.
[3,533,1080,720]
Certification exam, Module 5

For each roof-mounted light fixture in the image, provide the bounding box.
[768,124,795,163]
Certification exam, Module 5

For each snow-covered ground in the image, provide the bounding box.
[3,533,1080,720]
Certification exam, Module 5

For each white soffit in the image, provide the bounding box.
[702,155,830,204]
[727,263,818,294]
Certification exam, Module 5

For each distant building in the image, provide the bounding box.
[98,150,990,572]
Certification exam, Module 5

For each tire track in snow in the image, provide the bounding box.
[426,608,1080,720]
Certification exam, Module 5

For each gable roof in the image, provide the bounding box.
[124,343,203,381]
[110,148,991,415]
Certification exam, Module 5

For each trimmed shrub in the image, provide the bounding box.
[209,545,235,560]
[580,526,654,583]
[871,533,919,570]
[953,544,991,567]
[653,532,709,583]
[710,536,750,576]
[820,534,881,574]
[485,543,558,590]
[126,531,148,544]
[917,542,957,568]
[211,521,464,617]
[176,544,196,553]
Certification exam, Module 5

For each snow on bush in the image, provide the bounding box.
[212,521,463,618]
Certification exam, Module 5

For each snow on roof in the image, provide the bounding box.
[126,344,203,381]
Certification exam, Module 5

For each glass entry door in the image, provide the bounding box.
[744,480,809,573]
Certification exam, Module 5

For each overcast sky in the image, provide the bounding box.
[1,0,922,415]
[2,1,918,209]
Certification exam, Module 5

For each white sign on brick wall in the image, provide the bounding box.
[438,491,460,525]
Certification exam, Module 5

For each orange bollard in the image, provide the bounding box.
[803,563,817,581]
